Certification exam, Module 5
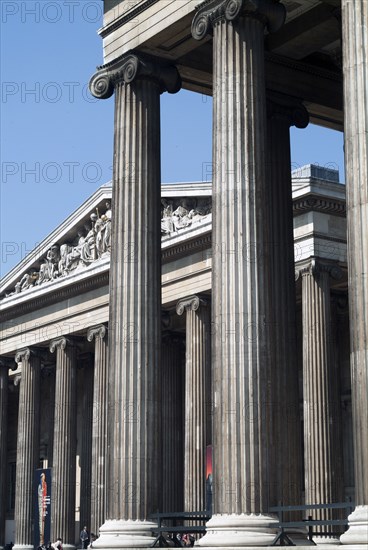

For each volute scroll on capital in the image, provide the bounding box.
[176,295,208,316]
[267,92,309,129]
[89,51,182,100]
[295,259,344,281]
[15,347,44,364]
[87,324,107,342]
[191,0,286,41]
[49,336,76,353]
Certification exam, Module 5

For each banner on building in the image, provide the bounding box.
[34,468,51,549]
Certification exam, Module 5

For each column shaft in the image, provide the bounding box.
[177,297,210,514]
[192,2,285,541]
[14,349,41,550]
[341,1,368,543]
[88,326,109,535]
[212,15,271,515]
[107,77,161,522]
[50,338,77,547]
[79,355,94,531]
[0,362,10,549]
[301,265,344,524]
[161,334,184,513]
[185,305,209,513]
[89,51,180,549]
[267,100,307,509]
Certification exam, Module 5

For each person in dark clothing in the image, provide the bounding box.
[80,527,90,549]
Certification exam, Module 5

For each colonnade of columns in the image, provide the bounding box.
[1,0,367,548]
[0,327,109,550]
[84,0,365,547]
[86,0,367,547]
[0,274,355,550]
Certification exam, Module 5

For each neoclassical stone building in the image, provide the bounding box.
[2,0,368,549]
[0,165,356,548]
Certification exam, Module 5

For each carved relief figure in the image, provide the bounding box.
[15,271,38,293]
[80,222,97,264]
[161,197,212,235]
[37,245,60,285]
[161,199,174,234]
[7,199,114,297]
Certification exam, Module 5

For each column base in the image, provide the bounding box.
[195,514,279,547]
[92,520,157,549]
[13,546,34,550]
[313,536,341,546]
[340,506,368,547]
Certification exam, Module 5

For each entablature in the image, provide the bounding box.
[98,0,343,129]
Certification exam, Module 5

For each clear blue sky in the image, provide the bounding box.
[0,1,345,277]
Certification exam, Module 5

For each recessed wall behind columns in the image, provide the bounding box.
[6,351,98,545]
[0,244,212,354]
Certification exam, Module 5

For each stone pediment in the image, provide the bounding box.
[0,182,213,309]
[0,183,113,305]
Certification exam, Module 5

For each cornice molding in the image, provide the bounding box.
[265,52,342,82]
[99,0,160,39]
[293,195,346,217]
[192,0,286,41]
[89,51,181,99]
[0,272,109,322]
[1,231,212,320]
[295,258,344,281]
[293,232,346,246]
[162,233,212,262]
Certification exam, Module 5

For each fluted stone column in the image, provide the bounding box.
[87,325,109,536]
[0,359,12,550]
[89,53,181,548]
[267,94,308,511]
[50,337,77,550]
[192,1,285,545]
[79,353,94,532]
[13,348,41,550]
[161,332,184,513]
[297,260,344,535]
[340,1,368,546]
[176,296,210,514]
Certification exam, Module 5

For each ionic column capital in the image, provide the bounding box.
[89,51,182,99]
[267,91,309,129]
[87,324,107,342]
[191,0,286,41]
[295,259,343,281]
[49,336,76,353]
[15,347,44,364]
[176,295,208,316]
